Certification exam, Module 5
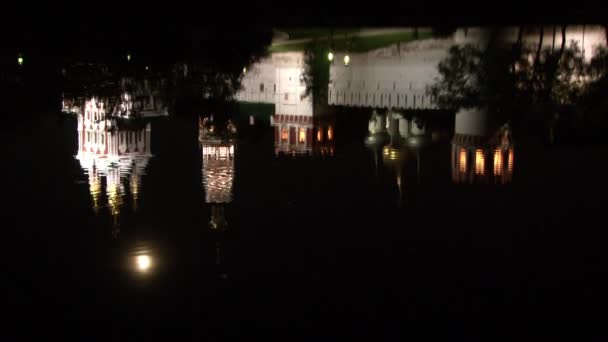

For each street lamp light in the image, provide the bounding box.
[328,51,334,62]
[17,55,24,67]
[344,54,350,66]
[127,53,131,62]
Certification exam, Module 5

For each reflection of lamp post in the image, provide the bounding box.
[328,28,334,63]
[344,33,350,67]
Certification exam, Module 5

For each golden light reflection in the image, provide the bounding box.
[475,149,485,175]
[493,149,503,176]
[136,255,152,272]
[298,128,306,144]
[317,129,323,142]
[508,148,514,173]
[327,126,333,141]
[459,148,467,173]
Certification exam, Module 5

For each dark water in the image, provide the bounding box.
[6,108,608,339]
[6,24,608,339]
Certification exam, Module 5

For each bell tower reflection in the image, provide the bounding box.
[199,116,236,279]
[451,108,514,184]
[75,97,153,238]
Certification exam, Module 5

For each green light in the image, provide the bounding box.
[17,56,24,66]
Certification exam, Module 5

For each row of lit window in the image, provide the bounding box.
[280,126,333,144]
[459,148,514,176]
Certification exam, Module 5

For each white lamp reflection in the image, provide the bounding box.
[135,254,152,273]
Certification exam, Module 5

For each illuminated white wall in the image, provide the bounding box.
[328,37,452,109]
[236,52,313,116]
[330,26,607,110]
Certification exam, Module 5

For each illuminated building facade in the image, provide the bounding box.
[451,108,513,184]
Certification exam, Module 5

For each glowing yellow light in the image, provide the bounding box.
[17,56,23,66]
[508,148,514,173]
[327,126,333,141]
[344,55,350,66]
[136,255,151,272]
[475,149,485,175]
[243,67,247,74]
[298,128,306,143]
[493,149,503,176]
[459,148,467,173]
[127,53,131,62]
[281,128,289,142]
[328,52,334,61]
[317,129,322,142]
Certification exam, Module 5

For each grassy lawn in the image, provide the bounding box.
[269,30,434,53]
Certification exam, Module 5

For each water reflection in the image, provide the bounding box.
[63,78,169,118]
[199,116,236,280]
[270,114,335,156]
[451,108,514,184]
[366,109,437,205]
[128,241,156,276]
[75,97,153,237]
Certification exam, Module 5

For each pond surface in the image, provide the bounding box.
[7,107,608,339]
[6,25,608,339]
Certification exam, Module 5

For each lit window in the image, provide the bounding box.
[459,148,467,173]
[493,149,503,176]
[281,128,288,142]
[475,149,485,175]
[298,128,306,144]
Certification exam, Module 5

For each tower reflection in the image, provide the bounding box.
[75,97,153,238]
[199,116,236,279]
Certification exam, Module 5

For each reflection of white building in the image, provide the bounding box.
[451,108,513,184]
[330,26,608,109]
[270,114,334,156]
[236,52,313,116]
[75,98,153,235]
[120,78,169,117]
